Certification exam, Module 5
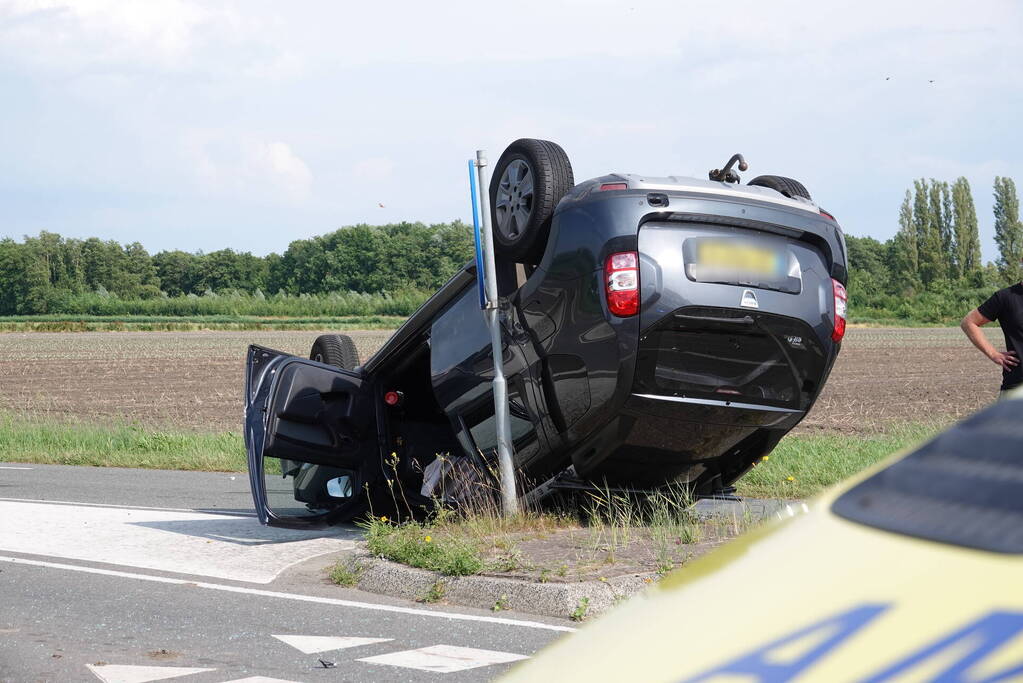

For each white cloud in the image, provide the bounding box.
[258,142,313,202]
[0,0,1020,255]
[184,133,312,203]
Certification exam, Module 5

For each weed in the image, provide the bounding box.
[419,580,447,604]
[328,558,363,587]
[538,568,551,583]
[570,597,590,622]
[487,549,523,573]
[362,517,484,576]
[492,595,509,612]
[556,565,568,577]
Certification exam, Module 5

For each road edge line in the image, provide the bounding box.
[0,555,576,633]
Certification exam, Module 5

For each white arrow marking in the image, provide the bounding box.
[359,644,528,673]
[86,664,215,683]
[272,634,392,654]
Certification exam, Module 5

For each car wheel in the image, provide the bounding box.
[747,175,812,201]
[489,138,574,263]
[309,334,360,370]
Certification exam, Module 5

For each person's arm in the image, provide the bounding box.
[961,308,1019,370]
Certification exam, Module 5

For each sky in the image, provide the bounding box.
[1,0,1021,260]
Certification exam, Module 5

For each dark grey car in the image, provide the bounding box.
[244,140,848,527]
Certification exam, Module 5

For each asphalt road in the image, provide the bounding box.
[0,464,572,683]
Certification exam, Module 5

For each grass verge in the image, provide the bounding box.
[0,414,245,471]
[0,314,404,332]
[0,415,942,496]
[736,423,944,499]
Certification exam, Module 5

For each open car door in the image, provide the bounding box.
[244,345,379,528]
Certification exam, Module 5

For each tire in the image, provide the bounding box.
[489,138,574,263]
[309,334,360,370]
[747,175,812,201]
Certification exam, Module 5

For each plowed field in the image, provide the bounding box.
[0,328,1005,434]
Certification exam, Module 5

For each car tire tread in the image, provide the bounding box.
[309,334,360,370]
[489,138,574,263]
[747,175,812,201]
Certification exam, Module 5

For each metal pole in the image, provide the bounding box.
[475,150,519,516]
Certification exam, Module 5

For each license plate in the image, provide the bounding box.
[696,241,781,276]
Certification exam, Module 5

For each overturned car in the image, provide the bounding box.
[245,139,848,527]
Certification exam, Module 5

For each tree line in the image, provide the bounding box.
[1,178,1020,322]
[0,221,475,316]
[847,176,1021,322]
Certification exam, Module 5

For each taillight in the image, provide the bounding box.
[831,278,847,342]
[599,183,628,192]
[383,390,403,407]
[605,251,639,317]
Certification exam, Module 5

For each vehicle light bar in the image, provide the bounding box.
[605,251,640,317]
[831,278,847,342]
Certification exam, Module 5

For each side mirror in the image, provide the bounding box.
[326,475,354,499]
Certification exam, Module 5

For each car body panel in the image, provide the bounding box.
[501,392,1023,682]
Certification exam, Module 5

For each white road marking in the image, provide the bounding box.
[359,644,529,673]
[219,679,302,683]
[0,500,348,583]
[271,634,392,654]
[86,664,215,683]
[0,466,33,470]
[0,555,576,633]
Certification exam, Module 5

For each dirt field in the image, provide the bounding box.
[0,327,1006,435]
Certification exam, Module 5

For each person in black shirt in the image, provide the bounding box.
[961,283,1023,393]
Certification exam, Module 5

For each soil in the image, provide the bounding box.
[473,519,742,583]
[0,327,1004,435]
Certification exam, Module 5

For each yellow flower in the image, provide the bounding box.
[786,476,795,482]
[762,456,770,461]
[380,516,388,522]
[424,536,432,543]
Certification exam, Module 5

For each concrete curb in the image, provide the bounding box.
[336,547,657,621]
[327,498,797,620]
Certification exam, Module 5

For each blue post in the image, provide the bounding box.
[468,160,487,310]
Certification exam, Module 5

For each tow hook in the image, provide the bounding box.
[708,154,748,184]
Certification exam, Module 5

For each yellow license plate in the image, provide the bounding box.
[697,241,779,275]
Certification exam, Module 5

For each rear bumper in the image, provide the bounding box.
[569,305,835,491]
[571,391,800,490]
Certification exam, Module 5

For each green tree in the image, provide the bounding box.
[846,235,891,297]
[928,181,954,278]
[153,250,202,296]
[993,176,1023,284]
[951,177,981,285]
[914,179,946,286]
[890,190,919,293]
